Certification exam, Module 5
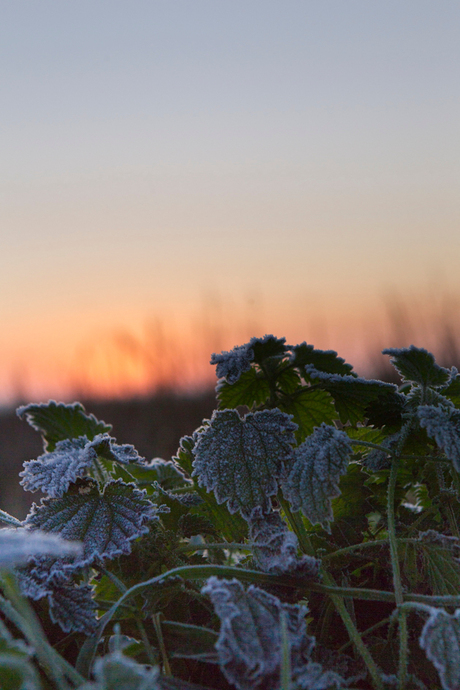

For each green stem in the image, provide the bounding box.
[322,571,384,690]
[387,420,413,690]
[152,613,172,676]
[0,571,83,688]
[278,493,315,556]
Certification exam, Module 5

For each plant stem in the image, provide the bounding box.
[387,420,413,690]
[322,571,384,690]
[278,493,315,556]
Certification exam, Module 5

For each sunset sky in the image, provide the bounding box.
[1,1,460,404]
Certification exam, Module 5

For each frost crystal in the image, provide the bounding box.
[281,424,352,532]
[201,577,314,690]
[24,479,158,571]
[192,409,298,517]
[419,607,460,690]
[418,406,460,471]
[248,507,320,577]
[0,528,81,568]
[211,344,254,384]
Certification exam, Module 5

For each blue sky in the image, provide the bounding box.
[1,1,459,401]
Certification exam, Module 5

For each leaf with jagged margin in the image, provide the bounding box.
[201,577,314,690]
[401,531,460,597]
[17,401,111,451]
[20,433,149,498]
[419,607,460,690]
[247,506,320,578]
[216,368,271,410]
[20,436,98,498]
[0,529,81,569]
[16,566,98,634]
[212,335,286,384]
[383,345,451,388]
[172,435,248,542]
[278,388,337,444]
[295,662,345,689]
[281,424,352,533]
[23,480,158,572]
[304,366,397,426]
[290,343,355,377]
[418,405,460,471]
[192,409,297,518]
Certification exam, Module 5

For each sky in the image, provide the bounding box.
[1,1,460,404]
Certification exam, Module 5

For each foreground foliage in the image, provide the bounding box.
[2,337,460,689]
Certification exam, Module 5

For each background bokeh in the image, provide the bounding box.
[1,1,460,404]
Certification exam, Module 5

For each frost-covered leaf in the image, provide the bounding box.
[48,581,98,633]
[419,607,460,690]
[17,401,111,451]
[304,366,397,426]
[278,388,337,444]
[0,529,81,568]
[295,662,345,689]
[418,406,460,471]
[247,507,320,577]
[383,346,451,388]
[23,480,157,571]
[281,424,352,532]
[91,650,160,690]
[145,458,191,491]
[16,565,98,634]
[192,409,297,517]
[362,433,399,471]
[20,437,98,498]
[201,577,314,690]
[290,343,354,377]
[20,433,149,498]
[211,344,255,384]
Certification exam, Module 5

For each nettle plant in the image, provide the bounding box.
[1,337,460,690]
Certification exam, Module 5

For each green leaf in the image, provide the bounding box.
[402,531,460,596]
[24,479,157,571]
[192,409,297,518]
[443,373,460,408]
[0,621,40,690]
[383,346,451,388]
[216,368,270,410]
[305,367,397,426]
[281,424,352,532]
[17,401,111,451]
[290,343,355,377]
[419,607,460,690]
[278,388,337,443]
[0,653,41,690]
